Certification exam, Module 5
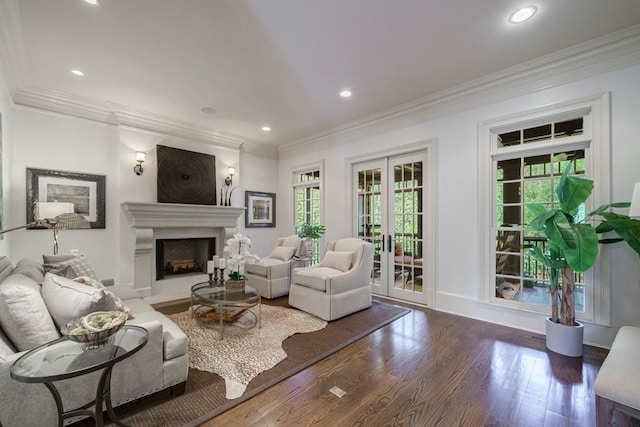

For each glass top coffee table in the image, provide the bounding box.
[10,325,148,427]
[191,281,261,340]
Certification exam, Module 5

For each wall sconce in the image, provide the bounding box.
[134,151,146,175]
[225,167,235,186]
[220,167,237,206]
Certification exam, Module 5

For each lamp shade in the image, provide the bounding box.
[135,151,146,162]
[53,213,90,230]
[629,182,640,218]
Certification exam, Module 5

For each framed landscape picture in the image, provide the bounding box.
[245,191,276,228]
[26,168,106,228]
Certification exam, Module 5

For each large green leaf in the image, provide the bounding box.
[528,204,555,230]
[601,212,640,256]
[563,223,599,272]
[556,163,594,215]
[528,246,567,268]
[544,211,576,250]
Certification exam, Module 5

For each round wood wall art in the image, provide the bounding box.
[157,145,217,205]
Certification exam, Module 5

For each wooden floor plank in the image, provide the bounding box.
[204,297,607,427]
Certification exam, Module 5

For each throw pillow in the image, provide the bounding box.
[41,273,117,330]
[13,259,46,284]
[43,254,98,281]
[73,276,134,319]
[269,246,296,261]
[322,251,354,272]
[0,273,60,351]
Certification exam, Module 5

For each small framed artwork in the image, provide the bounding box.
[26,168,106,229]
[245,191,276,228]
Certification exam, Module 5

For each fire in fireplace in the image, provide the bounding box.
[156,237,216,280]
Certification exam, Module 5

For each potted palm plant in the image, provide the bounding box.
[528,163,640,356]
[296,223,326,259]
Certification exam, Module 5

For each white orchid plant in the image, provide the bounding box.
[223,233,259,281]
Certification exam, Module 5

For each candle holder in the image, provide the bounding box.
[217,268,225,282]
[208,273,214,283]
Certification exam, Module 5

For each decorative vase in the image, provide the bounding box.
[545,317,584,357]
[225,279,245,294]
[302,238,314,258]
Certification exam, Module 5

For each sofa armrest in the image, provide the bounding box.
[108,284,141,300]
[111,320,165,405]
[101,278,115,287]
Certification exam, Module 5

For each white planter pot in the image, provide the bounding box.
[545,317,584,357]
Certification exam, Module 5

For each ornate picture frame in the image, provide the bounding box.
[26,168,106,229]
[245,191,276,228]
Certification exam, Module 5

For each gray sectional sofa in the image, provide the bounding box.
[0,256,189,426]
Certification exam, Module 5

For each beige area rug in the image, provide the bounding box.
[168,305,327,399]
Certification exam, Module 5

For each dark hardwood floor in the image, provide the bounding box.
[202,297,608,427]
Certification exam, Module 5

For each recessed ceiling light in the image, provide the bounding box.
[340,90,352,98]
[261,126,271,132]
[201,107,217,114]
[84,0,99,5]
[508,6,537,23]
[71,69,85,77]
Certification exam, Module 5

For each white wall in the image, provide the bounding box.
[5,108,120,279]
[238,150,281,257]
[278,64,640,348]
[0,73,12,257]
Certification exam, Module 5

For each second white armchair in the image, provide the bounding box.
[245,235,304,299]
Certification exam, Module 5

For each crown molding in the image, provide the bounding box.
[279,25,640,154]
[12,85,245,149]
[109,102,244,149]
[0,0,29,99]
[239,141,279,159]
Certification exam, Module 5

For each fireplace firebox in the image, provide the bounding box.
[156,238,215,280]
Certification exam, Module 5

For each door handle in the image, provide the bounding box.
[381,234,386,252]
[388,235,393,254]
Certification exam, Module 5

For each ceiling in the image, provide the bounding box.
[4,0,640,150]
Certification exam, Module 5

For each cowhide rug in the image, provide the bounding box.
[168,305,327,399]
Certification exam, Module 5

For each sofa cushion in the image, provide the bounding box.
[43,254,98,281]
[0,256,14,284]
[108,284,142,301]
[0,327,17,357]
[41,273,117,329]
[0,273,60,351]
[322,251,354,272]
[13,259,46,284]
[294,267,344,291]
[269,246,296,261]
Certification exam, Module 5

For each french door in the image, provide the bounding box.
[353,151,428,305]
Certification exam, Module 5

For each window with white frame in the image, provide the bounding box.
[293,165,323,264]
[479,93,611,324]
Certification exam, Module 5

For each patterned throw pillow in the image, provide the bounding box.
[73,276,134,319]
[43,254,98,281]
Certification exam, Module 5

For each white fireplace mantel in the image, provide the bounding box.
[121,202,245,300]
[121,202,245,228]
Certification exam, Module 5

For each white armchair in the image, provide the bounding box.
[245,235,304,299]
[289,238,374,321]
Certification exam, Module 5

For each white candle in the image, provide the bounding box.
[211,255,219,267]
[218,258,226,269]
[207,261,215,274]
